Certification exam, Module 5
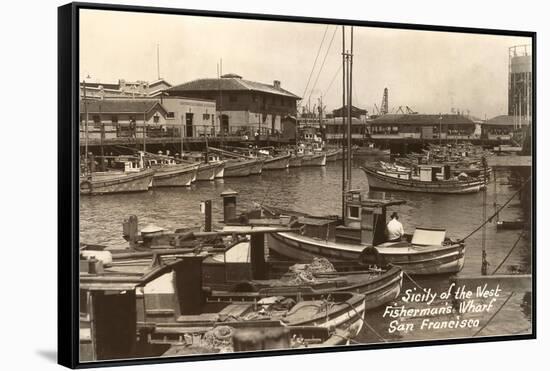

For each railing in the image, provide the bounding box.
[79,123,287,142]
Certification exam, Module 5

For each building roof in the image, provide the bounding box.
[370,114,476,125]
[168,76,300,99]
[332,105,367,116]
[485,115,530,126]
[81,78,172,95]
[325,117,365,125]
[80,99,166,114]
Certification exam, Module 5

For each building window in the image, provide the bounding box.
[167,112,175,119]
[203,113,210,120]
[348,206,360,219]
[229,94,238,102]
[252,94,258,102]
[92,115,101,128]
[153,115,160,123]
[111,115,118,124]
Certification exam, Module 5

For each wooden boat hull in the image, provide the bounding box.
[497,220,526,230]
[264,265,402,310]
[215,162,225,178]
[196,162,223,181]
[289,156,303,167]
[224,160,256,177]
[203,246,403,310]
[302,153,326,167]
[267,232,465,275]
[325,150,340,162]
[204,291,366,340]
[354,148,390,156]
[152,165,197,187]
[249,159,264,175]
[362,166,486,194]
[263,155,290,170]
[80,169,155,195]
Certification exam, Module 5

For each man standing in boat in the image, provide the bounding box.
[386,212,405,242]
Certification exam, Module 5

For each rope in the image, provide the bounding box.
[323,64,342,97]
[337,300,388,343]
[472,291,515,337]
[307,26,338,104]
[362,318,389,343]
[401,268,427,292]
[459,175,531,242]
[301,25,329,101]
[491,229,526,275]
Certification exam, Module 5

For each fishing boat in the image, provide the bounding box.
[261,197,465,275]
[289,155,303,168]
[262,153,291,170]
[142,258,366,350]
[302,152,326,167]
[80,154,155,195]
[222,159,258,177]
[195,161,224,181]
[361,165,486,194]
[181,152,226,181]
[249,158,264,174]
[325,149,341,162]
[150,162,198,187]
[201,238,403,310]
[207,146,263,176]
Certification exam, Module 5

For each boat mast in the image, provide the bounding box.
[347,26,353,191]
[143,110,147,154]
[83,80,89,173]
[341,26,347,220]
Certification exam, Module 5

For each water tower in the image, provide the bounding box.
[508,44,532,127]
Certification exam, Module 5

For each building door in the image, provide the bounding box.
[221,114,229,135]
[271,115,276,135]
[185,113,194,137]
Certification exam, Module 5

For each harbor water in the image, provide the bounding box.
[80,154,532,344]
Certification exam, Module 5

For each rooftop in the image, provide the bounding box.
[80,99,164,114]
[332,105,367,116]
[168,75,300,99]
[370,114,476,126]
[485,115,531,126]
[324,117,365,125]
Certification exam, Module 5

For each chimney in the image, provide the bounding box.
[273,80,281,89]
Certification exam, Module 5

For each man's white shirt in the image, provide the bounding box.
[387,218,404,241]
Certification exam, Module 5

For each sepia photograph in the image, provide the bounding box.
[69,4,534,365]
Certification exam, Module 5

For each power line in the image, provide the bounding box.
[323,64,342,97]
[307,26,338,104]
[301,25,329,102]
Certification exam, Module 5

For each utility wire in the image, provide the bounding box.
[323,64,342,97]
[491,228,527,275]
[472,291,515,337]
[301,25,329,102]
[307,26,338,104]
[459,175,531,242]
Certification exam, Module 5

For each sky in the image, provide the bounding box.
[80,9,531,119]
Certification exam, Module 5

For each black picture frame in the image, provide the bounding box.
[58,2,536,368]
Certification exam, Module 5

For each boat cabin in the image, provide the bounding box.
[334,190,406,246]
